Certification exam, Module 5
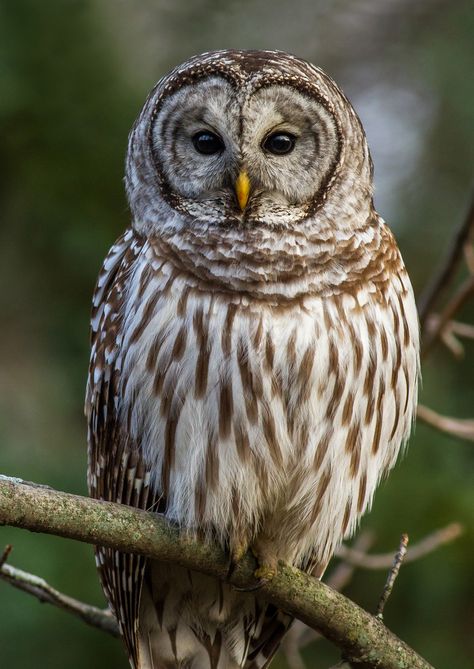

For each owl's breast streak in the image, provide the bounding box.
[118,237,419,569]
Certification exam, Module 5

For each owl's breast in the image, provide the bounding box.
[118,247,419,564]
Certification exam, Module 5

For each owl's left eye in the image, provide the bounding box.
[192,131,224,155]
[262,132,296,156]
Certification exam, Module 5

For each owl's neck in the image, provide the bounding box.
[145,207,400,302]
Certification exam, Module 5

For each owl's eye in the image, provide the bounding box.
[192,130,224,155]
[262,132,296,156]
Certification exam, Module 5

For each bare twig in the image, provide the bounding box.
[423,275,474,356]
[0,544,12,568]
[0,562,119,636]
[417,404,474,442]
[336,523,462,569]
[0,475,434,669]
[376,534,409,618]
[418,190,474,329]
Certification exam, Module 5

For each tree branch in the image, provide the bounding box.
[0,561,119,637]
[418,189,474,330]
[0,475,434,669]
[416,405,474,442]
[335,523,463,570]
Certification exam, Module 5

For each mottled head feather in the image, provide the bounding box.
[125,50,373,235]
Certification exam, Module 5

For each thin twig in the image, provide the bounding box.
[0,544,12,569]
[418,189,474,329]
[417,404,474,442]
[336,523,462,569]
[423,275,474,356]
[0,562,119,637]
[376,534,409,618]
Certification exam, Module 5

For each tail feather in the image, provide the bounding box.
[133,562,292,669]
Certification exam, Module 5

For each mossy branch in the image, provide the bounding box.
[0,475,433,669]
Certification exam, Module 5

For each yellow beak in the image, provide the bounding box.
[235,171,251,211]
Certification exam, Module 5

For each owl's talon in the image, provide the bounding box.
[254,565,276,581]
[226,541,249,580]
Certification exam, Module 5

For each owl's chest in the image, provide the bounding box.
[116,259,418,536]
[120,262,378,458]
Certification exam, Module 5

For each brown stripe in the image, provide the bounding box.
[357,470,367,513]
[310,467,331,524]
[205,435,219,491]
[328,335,338,374]
[153,361,170,396]
[397,290,411,348]
[364,386,376,425]
[237,338,258,424]
[253,316,264,349]
[366,316,376,341]
[391,337,402,390]
[146,329,167,372]
[313,427,332,470]
[372,377,385,455]
[402,363,410,414]
[218,378,233,439]
[363,354,376,396]
[194,306,211,399]
[195,347,210,399]
[297,344,315,403]
[262,404,282,466]
[177,285,191,317]
[341,499,352,536]
[390,388,401,440]
[342,390,355,426]
[129,289,161,344]
[348,321,363,373]
[287,328,297,370]
[137,265,152,300]
[346,421,361,478]
[221,303,237,357]
[171,324,187,361]
[380,324,389,361]
[265,332,275,371]
[326,370,344,421]
[234,417,250,462]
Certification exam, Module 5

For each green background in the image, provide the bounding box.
[0,1,473,667]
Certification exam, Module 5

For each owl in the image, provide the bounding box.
[86,50,420,669]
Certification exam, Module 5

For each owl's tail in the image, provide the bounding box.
[133,561,292,669]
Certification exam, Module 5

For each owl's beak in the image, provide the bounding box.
[235,171,251,211]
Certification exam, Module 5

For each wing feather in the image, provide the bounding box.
[85,229,163,669]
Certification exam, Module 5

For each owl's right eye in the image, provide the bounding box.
[192,131,224,155]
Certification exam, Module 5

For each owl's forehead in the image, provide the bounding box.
[157,49,336,109]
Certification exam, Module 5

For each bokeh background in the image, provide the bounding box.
[1,1,473,667]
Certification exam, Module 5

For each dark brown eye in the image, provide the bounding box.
[192,130,224,155]
[262,132,296,155]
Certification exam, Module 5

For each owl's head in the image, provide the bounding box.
[126,50,373,234]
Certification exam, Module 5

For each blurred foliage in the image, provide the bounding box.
[0,1,473,667]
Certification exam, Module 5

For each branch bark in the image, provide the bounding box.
[0,475,434,669]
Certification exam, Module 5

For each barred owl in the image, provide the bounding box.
[86,50,420,669]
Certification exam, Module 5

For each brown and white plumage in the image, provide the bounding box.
[86,50,420,669]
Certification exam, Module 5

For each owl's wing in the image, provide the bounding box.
[86,228,162,669]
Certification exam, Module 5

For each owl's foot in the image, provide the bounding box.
[254,563,277,581]
[226,539,249,580]
[234,541,279,592]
